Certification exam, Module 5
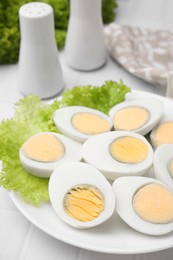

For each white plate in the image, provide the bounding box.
[4,91,173,254]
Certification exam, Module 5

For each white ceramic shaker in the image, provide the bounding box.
[65,0,107,71]
[18,2,64,99]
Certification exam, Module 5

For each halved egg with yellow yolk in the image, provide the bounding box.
[82,131,153,180]
[154,144,173,191]
[53,106,113,143]
[150,114,173,149]
[49,162,115,228]
[113,176,173,235]
[109,98,163,135]
[19,132,82,178]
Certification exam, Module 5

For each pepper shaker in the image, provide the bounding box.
[65,0,107,71]
[18,2,64,99]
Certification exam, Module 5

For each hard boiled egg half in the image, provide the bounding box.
[113,176,173,235]
[82,131,153,180]
[49,162,115,229]
[109,98,163,135]
[154,144,173,191]
[150,114,173,149]
[19,132,82,178]
[53,106,113,143]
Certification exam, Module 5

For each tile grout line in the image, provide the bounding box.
[76,247,85,260]
[17,223,33,260]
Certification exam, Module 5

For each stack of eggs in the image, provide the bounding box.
[19,96,173,235]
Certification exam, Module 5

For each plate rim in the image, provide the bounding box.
[9,191,173,255]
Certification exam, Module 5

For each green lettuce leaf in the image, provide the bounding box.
[61,80,130,114]
[0,80,130,205]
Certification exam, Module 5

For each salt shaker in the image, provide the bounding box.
[65,0,107,71]
[18,2,64,99]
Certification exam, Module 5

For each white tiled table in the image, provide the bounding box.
[1,0,173,259]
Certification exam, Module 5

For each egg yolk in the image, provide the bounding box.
[113,106,149,131]
[133,183,173,224]
[22,133,65,162]
[63,184,104,222]
[71,112,110,135]
[109,136,148,164]
[168,159,173,178]
[154,121,173,147]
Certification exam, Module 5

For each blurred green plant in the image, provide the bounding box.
[0,0,117,64]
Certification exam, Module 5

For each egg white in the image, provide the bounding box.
[48,162,116,229]
[109,98,163,135]
[82,131,153,180]
[19,132,82,178]
[150,114,173,149]
[53,106,113,143]
[112,176,173,236]
[154,144,173,191]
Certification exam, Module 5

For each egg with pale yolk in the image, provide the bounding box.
[49,162,115,229]
[82,131,153,180]
[19,132,82,178]
[109,97,163,135]
[53,106,113,143]
[113,176,173,235]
